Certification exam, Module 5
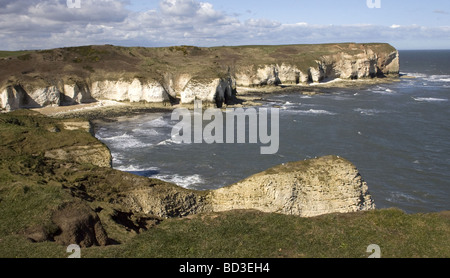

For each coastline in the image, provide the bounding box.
[32,76,401,120]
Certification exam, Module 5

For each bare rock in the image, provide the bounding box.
[208,155,375,217]
[44,144,112,168]
[52,201,109,247]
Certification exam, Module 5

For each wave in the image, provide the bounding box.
[354,108,386,116]
[132,128,160,136]
[424,75,450,83]
[157,138,176,146]
[402,73,450,83]
[101,132,154,149]
[116,164,159,173]
[386,191,422,204]
[401,72,427,78]
[413,97,448,103]
[156,134,188,146]
[279,101,299,109]
[152,173,204,189]
[288,109,337,115]
[96,132,133,141]
[371,86,396,94]
[147,117,174,128]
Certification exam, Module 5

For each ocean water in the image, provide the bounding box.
[94,50,450,214]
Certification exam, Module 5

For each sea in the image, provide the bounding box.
[94,50,450,214]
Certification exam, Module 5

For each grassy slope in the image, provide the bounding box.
[0,110,448,258]
[1,208,449,258]
[88,209,450,258]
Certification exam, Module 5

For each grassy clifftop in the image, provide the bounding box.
[0,43,397,88]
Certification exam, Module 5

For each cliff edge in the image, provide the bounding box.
[0,43,399,111]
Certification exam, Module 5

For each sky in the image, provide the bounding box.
[0,0,449,50]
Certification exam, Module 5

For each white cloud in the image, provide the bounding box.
[0,0,449,50]
[159,0,198,16]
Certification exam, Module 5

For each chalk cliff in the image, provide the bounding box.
[208,156,375,217]
[0,43,399,111]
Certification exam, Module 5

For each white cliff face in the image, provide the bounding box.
[1,86,22,111]
[63,84,89,104]
[180,79,219,104]
[308,67,323,83]
[1,85,60,111]
[208,155,376,217]
[256,65,281,85]
[319,50,379,80]
[380,51,400,74]
[76,79,170,103]
[234,50,399,86]
[162,73,191,99]
[28,86,61,107]
[235,64,317,86]
[179,77,235,106]
[1,78,171,111]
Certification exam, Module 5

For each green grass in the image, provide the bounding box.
[0,50,33,58]
[1,207,449,258]
[80,209,449,258]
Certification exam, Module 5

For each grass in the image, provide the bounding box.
[0,50,33,58]
[2,209,446,258]
[78,209,449,258]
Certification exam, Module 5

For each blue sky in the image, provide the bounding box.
[127,0,449,27]
[1,0,449,50]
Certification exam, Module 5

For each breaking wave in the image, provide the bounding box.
[152,173,204,189]
[413,97,448,102]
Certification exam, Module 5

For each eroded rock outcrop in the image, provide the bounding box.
[51,201,109,247]
[86,155,375,219]
[208,155,375,217]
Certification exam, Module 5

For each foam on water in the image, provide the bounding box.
[293,109,337,115]
[116,164,159,173]
[424,75,450,83]
[386,191,423,204]
[402,72,427,78]
[156,137,185,146]
[152,173,204,189]
[371,86,396,94]
[354,108,386,116]
[413,97,448,102]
